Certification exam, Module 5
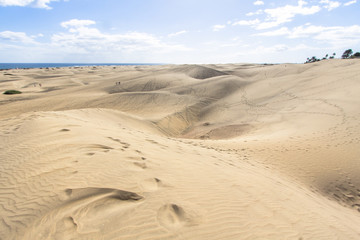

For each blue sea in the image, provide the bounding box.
[0,63,158,70]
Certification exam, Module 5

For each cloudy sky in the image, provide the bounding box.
[0,0,359,63]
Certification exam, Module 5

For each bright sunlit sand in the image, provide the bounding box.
[2,1,360,239]
[1,59,360,239]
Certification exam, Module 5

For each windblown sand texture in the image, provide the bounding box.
[1,60,360,239]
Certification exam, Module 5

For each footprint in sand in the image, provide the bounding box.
[24,188,144,238]
[66,188,143,233]
[139,178,162,192]
[157,203,201,230]
[107,137,131,149]
[133,162,147,169]
[126,156,148,170]
[81,144,114,155]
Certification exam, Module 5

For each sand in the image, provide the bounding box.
[1,60,360,239]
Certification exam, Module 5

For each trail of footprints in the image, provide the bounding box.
[55,129,197,234]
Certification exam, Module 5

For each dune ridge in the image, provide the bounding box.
[1,60,360,239]
[175,64,228,79]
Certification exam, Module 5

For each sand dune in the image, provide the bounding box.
[175,64,228,79]
[1,59,360,239]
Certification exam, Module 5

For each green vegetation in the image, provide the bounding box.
[342,49,353,59]
[351,52,360,58]
[305,49,360,63]
[3,90,22,95]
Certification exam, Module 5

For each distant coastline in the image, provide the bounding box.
[0,63,161,70]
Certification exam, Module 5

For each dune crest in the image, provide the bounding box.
[175,65,228,79]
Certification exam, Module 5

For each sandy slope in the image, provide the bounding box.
[1,60,360,239]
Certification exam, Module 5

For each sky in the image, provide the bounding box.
[0,0,359,63]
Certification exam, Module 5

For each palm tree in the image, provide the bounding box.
[342,49,353,59]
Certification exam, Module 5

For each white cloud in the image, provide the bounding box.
[252,44,290,55]
[256,21,284,29]
[253,0,264,5]
[0,18,192,63]
[0,0,63,9]
[168,30,187,37]
[313,25,360,45]
[232,19,260,26]
[319,0,341,11]
[259,1,321,29]
[246,9,263,16]
[256,27,290,36]
[35,0,56,9]
[0,30,36,43]
[290,25,330,38]
[256,24,360,46]
[220,42,244,48]
[257,25,329,38]
[53,19,191,54]
[234,1,322,30]
[212,24,226,31]
[219,37,243,47]
[61,19,96,29]
[344,0,357,6]
[0,0,33,7]
[241,43,316,63]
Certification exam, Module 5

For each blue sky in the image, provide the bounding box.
[0,0,359,63]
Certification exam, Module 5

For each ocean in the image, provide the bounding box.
[0,63,158,70]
